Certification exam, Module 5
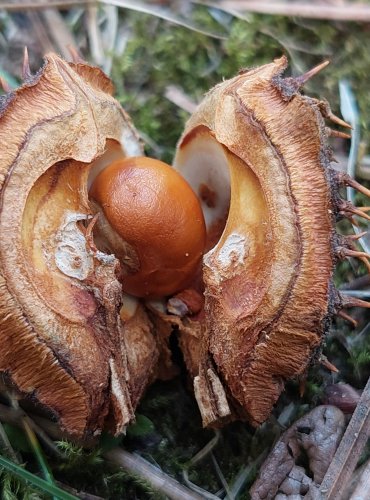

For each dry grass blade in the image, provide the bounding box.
[195,1,370,22]
[86,5,105,66]
[99,0,227,39]
[210,452,234,499]
[317,375,370,499]
[2,0,227,39]
[182,432,221,500]
[164,85,197,114]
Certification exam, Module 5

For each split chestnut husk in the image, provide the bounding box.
[0,53,368,438]
[175,57,342,427]
[0,55,157,437]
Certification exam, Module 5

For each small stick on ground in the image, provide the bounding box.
[104,448,205,500]
[315,375,370,499]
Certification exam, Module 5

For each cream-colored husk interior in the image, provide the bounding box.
[174,132,231,234]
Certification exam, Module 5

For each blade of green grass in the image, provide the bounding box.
[22,418,55,486]
[0,454,79,500]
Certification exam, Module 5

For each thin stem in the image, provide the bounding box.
[211,452,234,499]
[22,417,56,487]
[8,395,58,498]
[0,454,78,500]
[0,420,19,463]
[104,447,205,500]
[319,375,370,498]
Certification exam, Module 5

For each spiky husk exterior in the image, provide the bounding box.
[176,56,358,427]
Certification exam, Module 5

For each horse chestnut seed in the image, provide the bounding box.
[89,156,206,298]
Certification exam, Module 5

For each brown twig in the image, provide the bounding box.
[316,375,370,499]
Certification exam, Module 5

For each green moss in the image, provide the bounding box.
[0,469,44,500]
[111,9,370,166]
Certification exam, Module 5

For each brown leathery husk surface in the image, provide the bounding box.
[0,54,158,437]
[176,57,335,426]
